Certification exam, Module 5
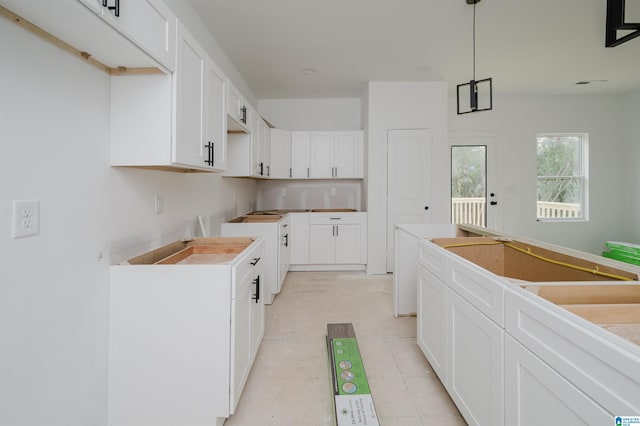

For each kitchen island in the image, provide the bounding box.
[413,225,640,425]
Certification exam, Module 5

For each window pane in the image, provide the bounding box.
[451,145,486,227]
[537,135,581,177]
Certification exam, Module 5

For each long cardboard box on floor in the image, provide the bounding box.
[327,323,380,426]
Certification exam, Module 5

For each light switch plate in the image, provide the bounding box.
[12,200,40,238]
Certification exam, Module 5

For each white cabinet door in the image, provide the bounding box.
[250,271,265,361]
[256,118,271,177]
[309,131,334,178]
[227,81,250,132]
[289,213,310,264]
[174,24,207,168]
[101,0,177,71]
[309,225,335,264]
[270,129,292,178]
[231,276,253,414]
[447,289,504,426]
[417,265,448,383]
[205,58,227,171]
[334,131,363,178]
[504,335,612,426]
[334,224,361,264]
[291,132,310,179]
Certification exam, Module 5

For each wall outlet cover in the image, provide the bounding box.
[12,199,40,238]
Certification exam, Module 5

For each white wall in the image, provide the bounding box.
[623,90,640,241]
[366,82,449,274]
[449,95,629,254]
[0,17,255,426]
[257,98,361,130]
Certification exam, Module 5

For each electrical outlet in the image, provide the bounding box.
[154,195,164,214]
[12,200,40,238]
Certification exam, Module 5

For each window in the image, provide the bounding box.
[451,145,487,227]
[536,134,588,221]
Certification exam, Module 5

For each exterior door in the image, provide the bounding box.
[449,136,499,229]
[387,129,432,272]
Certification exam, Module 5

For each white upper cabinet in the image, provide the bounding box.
[291,131,311,179]
[227,81,252,133]
[309,132,335,178]
[256,117,271,177]
[290,131,364,179]
[1,0,170,70]
[110,22,228,172]
[205,58,228,171]
[89,0,177,71]
[334,131,364,178]
[174,23,207,168]
[270,129,292,179]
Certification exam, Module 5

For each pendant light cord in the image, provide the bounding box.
[473,1,476,82]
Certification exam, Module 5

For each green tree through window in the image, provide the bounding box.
[536,134,588,220]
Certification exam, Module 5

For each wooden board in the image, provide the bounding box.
[537,284,640,304]
[431,237,505,276]
[560,303,640,324]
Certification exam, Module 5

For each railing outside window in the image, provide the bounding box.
[451,197,485,227]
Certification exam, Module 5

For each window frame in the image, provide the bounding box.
[536,133,589,222]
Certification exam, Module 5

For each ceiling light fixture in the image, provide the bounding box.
[606,0,640,47]
[457,0,493,115]
[302,68,316,75]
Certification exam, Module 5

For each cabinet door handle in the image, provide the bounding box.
[307,167,310,178]
[240,106,247,124]
[204,142,213,166]
[289,168,292,178]
[108,0,120,17]
[102,0,107,6]
[266,165,270,177]
[250,257,261,266]
[259,162,264,176]
[284,234,288,247]
[252,276,260,303]
[336,225,339,237]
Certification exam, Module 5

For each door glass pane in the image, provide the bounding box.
[451,146,487,227]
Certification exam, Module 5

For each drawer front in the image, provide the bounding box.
[505,288,640,415]
[418,240,449,281]
[308,212,364,225]
[447,256,505,327]
[232,239,264,297]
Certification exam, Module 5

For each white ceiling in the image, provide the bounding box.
[188,0,640,99]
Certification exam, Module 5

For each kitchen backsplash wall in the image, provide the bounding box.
[256,180,363,211]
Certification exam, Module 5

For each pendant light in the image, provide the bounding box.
[457,0,493,114]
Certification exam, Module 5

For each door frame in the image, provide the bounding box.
[449,133,502,230]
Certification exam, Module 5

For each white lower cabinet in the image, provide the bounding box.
[504,335,612,425]
[108,237,264,426]
[289,213,310,265]
[308,213,366,265]
[417,265,447,382]
[447,288,504,426]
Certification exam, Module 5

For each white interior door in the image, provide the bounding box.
[387,129,432,272]
[449,136,500,230]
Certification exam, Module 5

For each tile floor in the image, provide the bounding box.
[224,271,466,426]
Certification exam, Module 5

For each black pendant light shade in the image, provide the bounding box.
[457,0,493,115]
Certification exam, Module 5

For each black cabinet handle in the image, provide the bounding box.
[204,142,214,166]
[250,257,261,266]
[240,106,247,124]
[266,165,270,177]
[252,276,260,303]
[102,0,107,6]
[259,162,264,176]
[424,206,429,210]
[284,234,288,247]
[108,0,119,17]
[289,168,292,178]
[490,201,498,206]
